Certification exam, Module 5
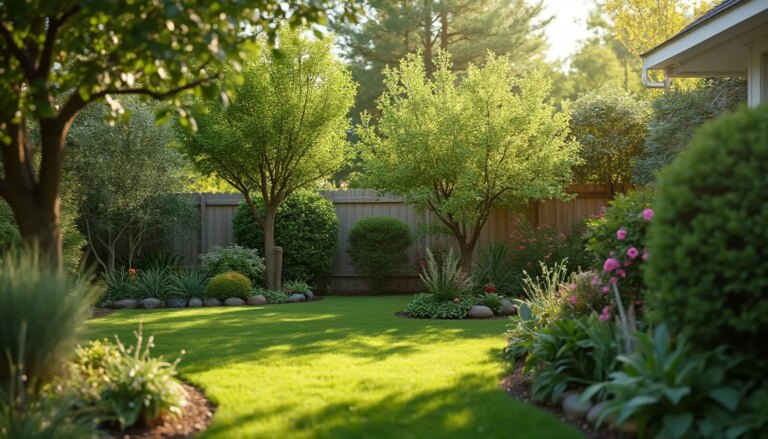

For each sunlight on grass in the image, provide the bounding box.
[86,296,584,439]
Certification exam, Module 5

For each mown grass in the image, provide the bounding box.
[86,296,584,439]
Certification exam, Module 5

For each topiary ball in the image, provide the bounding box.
[646,103,768,360]
[205,271,252,300]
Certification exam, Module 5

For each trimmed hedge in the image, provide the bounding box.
[233,190,338,282]
[347,216,413,294]
[205,271,252,300]
[646,103,768,362]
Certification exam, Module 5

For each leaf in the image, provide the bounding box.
[661,413,694,439]
[616,395,658,424]
[518,302,532,321]
[662,386,690,405]
[709,386,740,412]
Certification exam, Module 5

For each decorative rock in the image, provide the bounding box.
[304,290,315,301]
[246,295,267,305]
[112,298,139,309]
[167,297,188,308]
[467,305,494,318]
[586,401,610,424]
[203,298,222,307]
[188,297,203,308]
[139,298,164,309]
[224,297,246,306]
[499,299,517,316]
[562,393,592,420]
[286,293,306,303]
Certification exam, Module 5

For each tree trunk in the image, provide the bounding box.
[11,194,62,265]
[457,238,474,275]
[263,205,282,290]
[423,0,434,78]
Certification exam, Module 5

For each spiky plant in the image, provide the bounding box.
[419,248,471,301]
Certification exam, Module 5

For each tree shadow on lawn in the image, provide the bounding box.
[201,370,584,439]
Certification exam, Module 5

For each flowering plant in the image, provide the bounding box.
[584,188,655,320]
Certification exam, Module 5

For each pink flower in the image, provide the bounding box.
[615,269,626,278]
[616,229,628,240]
[591,276,601,286]
[643,209,654,222]
[453,297,461,303]
[642,249,649,261]
[626,247,639,259]
[599,305,613,321]
[609,277,618,284]
[601,286,609,293]
[624,259,632,267]
[568,295,578,305]
[603,258,620,272]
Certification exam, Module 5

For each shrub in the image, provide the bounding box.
[71,326,186,429]
[472,242,519,296]
[0,392,99,439]
[101,267,138,305]
[0,201,21,255]
[419,248,470,301]
[135,267,173,301]
[136,251,185,272]
[170,269,208,299]
[199,244,264,285]
[477,292,504,314]
[205,271,252,300]
[405,293,478,319]
[347,216,413,294]
[584,187,654,320]
[233,190,339,282]
[560,270,610,319]
[524,316,620,403]
[282,280,311,294]
[254,287,288,304]
[646,104,768,363]
[0,251,101,394]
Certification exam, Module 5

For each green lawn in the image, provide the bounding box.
[85,296,584,439]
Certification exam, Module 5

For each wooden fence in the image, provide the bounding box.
[172,185,634,293]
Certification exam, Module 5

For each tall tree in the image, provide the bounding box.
[359,51,578,271]
[178,27,355,290]
[0,0,357,267]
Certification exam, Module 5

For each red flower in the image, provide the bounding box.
[484,284,496,294]
[128,268,137,278]
[453,297,461,303]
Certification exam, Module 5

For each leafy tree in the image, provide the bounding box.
[0,0,357,267]
[569,86,651,192]
[359,51,578,271]
[178,27,355,289]
[65,98,196,272]
[634,78,746,183]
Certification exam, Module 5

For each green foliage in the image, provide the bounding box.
[560,270,611,319]
[205,272,252,300]
[0,251,101,394]
[569,86,651,186]
[472,242,520,296]
[646,104,768,362]
[0,392,99,439]
[634,78,747,183]
[101,268,138,305]
[347,216,413,294]
[282,280,311,295]
[583,325,768,438]
[477,293,504,314]
[254,287,289,304]
[136,251,185,272]
[170,269,208,300]
[135,267,172,301]
[359,51,579,269]
[233,191,339,282]
[419,248,471,301]
[405,293,478,319]
[71,327,186,429]
[199,245,265,286]
[524,316,620,403]
[0,201,21,254]
[585,187,654,319]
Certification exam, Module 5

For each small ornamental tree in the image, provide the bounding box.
[178,27,355,289]
[359,51,578,271]
[569,86,651,193]
[0,0,357,267]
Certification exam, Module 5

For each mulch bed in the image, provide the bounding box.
[105,382,215,439]
[91,307,116,319]
[394,310,510,320]
[500,363,629,439]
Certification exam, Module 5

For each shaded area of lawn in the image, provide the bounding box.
[86,296,584,439]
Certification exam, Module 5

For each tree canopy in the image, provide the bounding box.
[359,51,578,270]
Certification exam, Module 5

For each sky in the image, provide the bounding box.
[542,0,594,63]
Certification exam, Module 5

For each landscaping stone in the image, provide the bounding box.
[224,297,246,306]
[467,305,494,318]
[140,298,164,309]
[247,295,267,305]
[562,392,592,420]
[203,298,222,307]
[287,293,306,303]
[587,401,609,424]
[304,290,315,301]
[112,298,138,309]
[189,297,203,308]
[499,299,517,316]
[168,297,189,308]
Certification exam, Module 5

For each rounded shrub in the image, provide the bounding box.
[233,190,338,282]
[348,216,413,294]
[205,271,252,300]
[646,104,768,361]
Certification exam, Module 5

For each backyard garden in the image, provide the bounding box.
[2,1,768,438]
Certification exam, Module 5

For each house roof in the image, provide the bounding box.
[642,0,747,57]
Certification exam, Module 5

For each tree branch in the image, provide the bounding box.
[37,5,81,75]
[0,21,35,76]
